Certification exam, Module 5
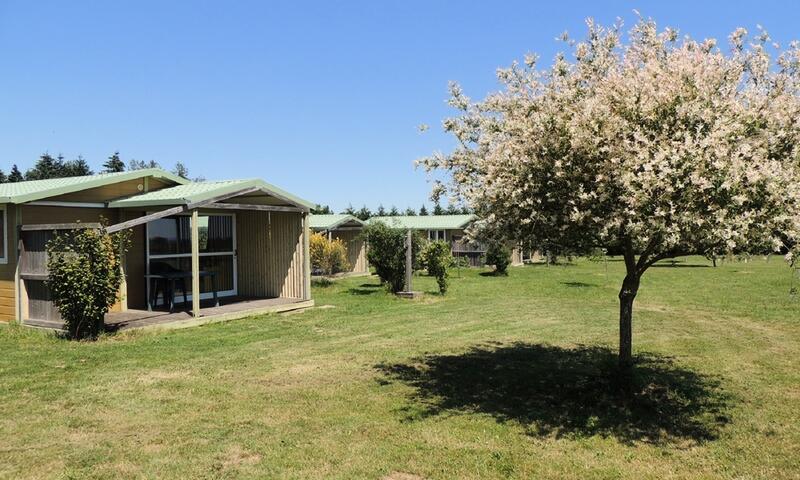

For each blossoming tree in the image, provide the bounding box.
[419,17,800,372]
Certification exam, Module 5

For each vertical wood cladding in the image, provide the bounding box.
[236,211,307,300]
[330,229,368,273]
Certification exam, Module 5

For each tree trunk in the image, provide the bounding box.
[618,272,640,372]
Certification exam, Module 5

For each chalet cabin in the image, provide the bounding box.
[0,169,315,330]
[309,214,368,274]
[369,214,525,267]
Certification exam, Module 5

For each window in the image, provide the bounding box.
[0,205,6,264]
[427,230,446,241]
[146,213,236,299]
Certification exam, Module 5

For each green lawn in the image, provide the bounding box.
[1,257,799,479]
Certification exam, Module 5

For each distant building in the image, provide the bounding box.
[369,214,523,267]
[309,214,368,274]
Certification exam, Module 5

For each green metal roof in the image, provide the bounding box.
[107,178,315,209]
[0,169,188,204]
[368,215,476,230]
[309,214,365,230]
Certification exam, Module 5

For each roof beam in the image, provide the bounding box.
[204,202,304,213]
[184,186,263,210]
[106,206,186,233]
[26,201,107,209]
[21,222,102,231]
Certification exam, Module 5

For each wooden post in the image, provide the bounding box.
[191,209,200,317]
[404,229,412,292]
[302,213,311,300]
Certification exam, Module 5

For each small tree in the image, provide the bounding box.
[363,223,422,292]
[128,159,161,170]
[420,17,800,374]
[103,151,126,173]
[310,233,350,275]
[422,240,453,294]
[46,226,131,339]
[485,242,511,275]
[8,165,23,182]
[354,205,372,221]
[172,162,190,179]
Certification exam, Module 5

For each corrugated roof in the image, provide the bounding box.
[369,215,476,230]
[108,178,315,209]
[309,214,365,230]
[0,169,188,204]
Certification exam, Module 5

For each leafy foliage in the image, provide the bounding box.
[46,225,131,339]
[363,222,422,292]
[421,240,453,294]
[8,165,23,182]
[103,151,126,173]
[24,153,93,180]
[128,159,161,170]
[310,233,350,275]
[485,242,511,275]
[312,204,333,214]
[420,17,800,368]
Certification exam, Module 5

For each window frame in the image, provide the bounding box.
[145,211,237,302]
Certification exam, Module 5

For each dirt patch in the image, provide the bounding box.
[221,445,262,469]
[383,472,426,480]
[136,370,188,385]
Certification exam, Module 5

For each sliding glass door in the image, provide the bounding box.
[146,213,237,300]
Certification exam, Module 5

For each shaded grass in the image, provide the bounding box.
[377,343,730,444]
[0,256,798,479]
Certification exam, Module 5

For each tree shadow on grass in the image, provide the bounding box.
[651,260,710,268]
[479,271,508,277]
[376,343,731,445]
[562,281,598,288]
[348,287,383,295]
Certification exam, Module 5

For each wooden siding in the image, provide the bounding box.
[330,229,368,273]
[236,211,308,300]
[48,177,173,203]
[0,204,18,321]
[120,210,148,309]
[17,206,129,322]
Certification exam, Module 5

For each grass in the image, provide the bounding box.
[1,256,799,479]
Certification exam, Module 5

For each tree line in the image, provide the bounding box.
[311,203,472,219]
[0,152,197,183]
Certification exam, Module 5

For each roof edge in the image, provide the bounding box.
[8,168,189,205]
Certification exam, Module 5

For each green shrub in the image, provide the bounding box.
[422,240,453,294]
[310,233,351,275]
[363,223,422,292]
[485,242,511,275]
[46,225,131,339]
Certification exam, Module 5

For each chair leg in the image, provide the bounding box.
[181,278,188,307]
[168,279,176,313]
[211,275,219,307]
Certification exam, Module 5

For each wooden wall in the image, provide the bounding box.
[16,206,133,322]
[0,204,18,321]
[120,210,147,309]
[236,211,308,300]
[48,177,172,203]
[330,229,368,273]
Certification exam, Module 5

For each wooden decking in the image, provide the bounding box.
[23,296,314,332]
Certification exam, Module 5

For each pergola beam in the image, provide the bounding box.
[106,206,186,233]
[203,203,305,213]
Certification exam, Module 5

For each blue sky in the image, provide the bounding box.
[1,1,799,212]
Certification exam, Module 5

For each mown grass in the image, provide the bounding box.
[0,256,798,479]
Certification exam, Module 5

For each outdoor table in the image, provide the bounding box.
[146,270,218,312]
